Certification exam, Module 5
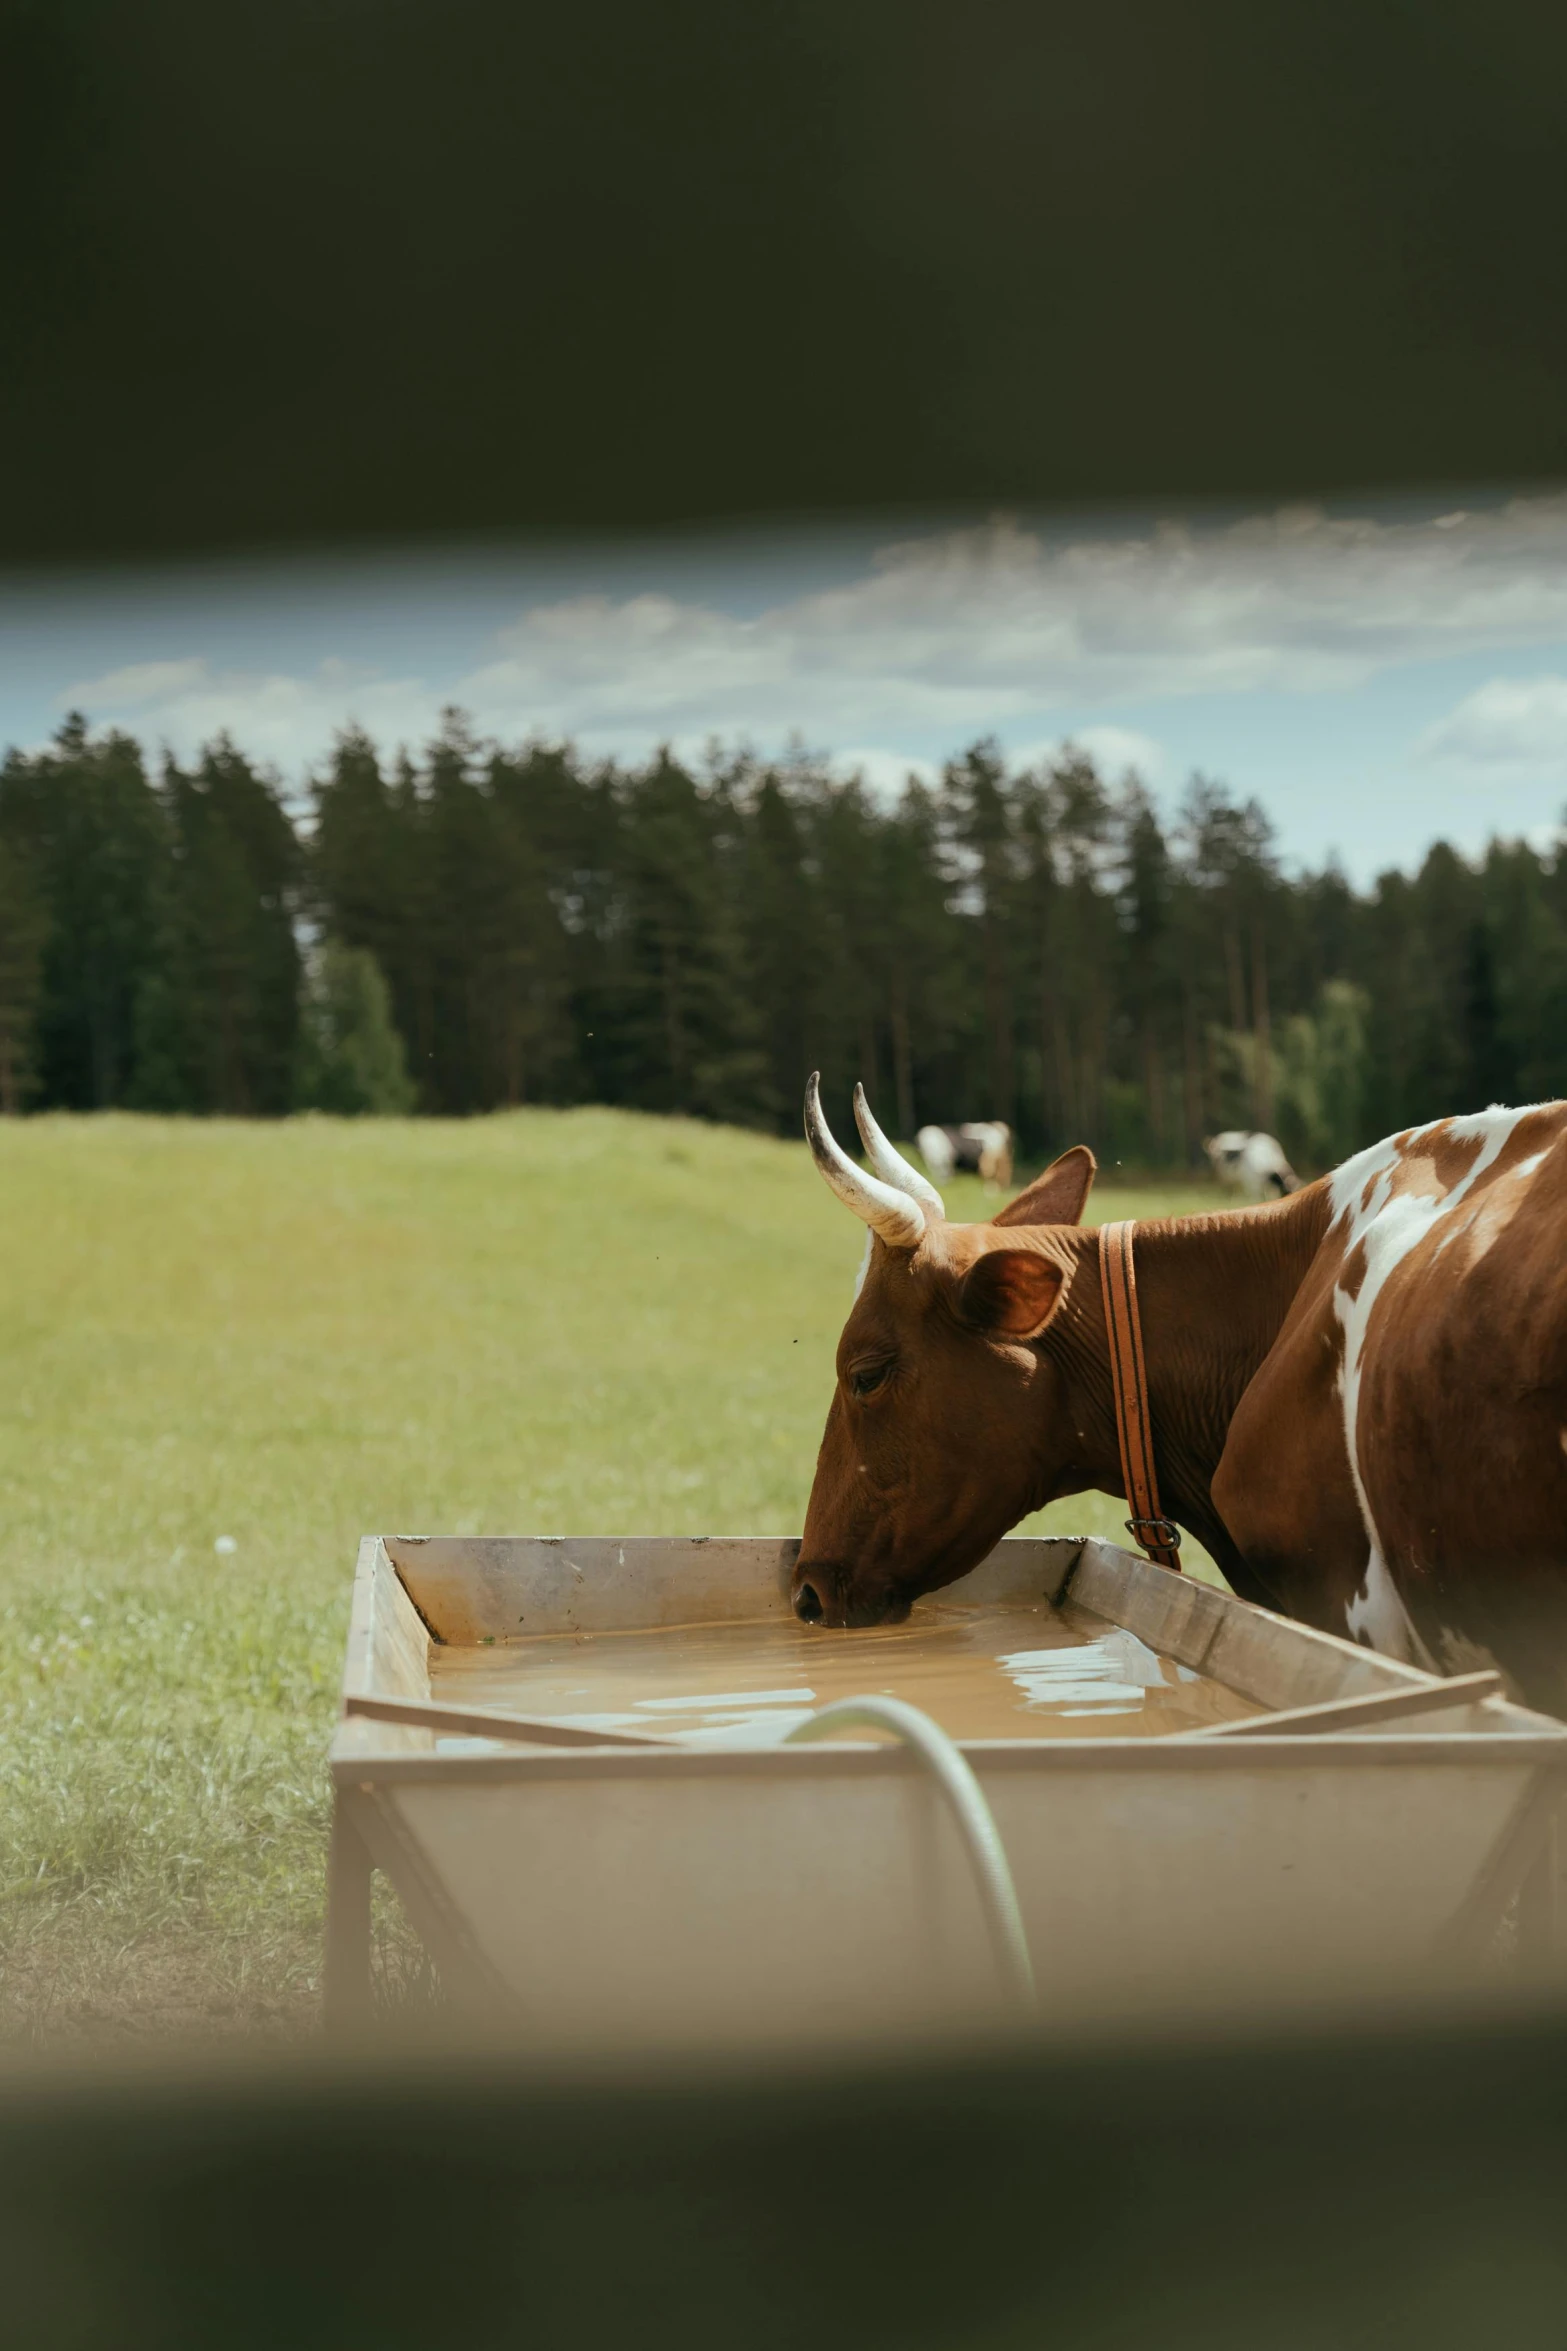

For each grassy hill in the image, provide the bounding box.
[0,1110,1218,2042]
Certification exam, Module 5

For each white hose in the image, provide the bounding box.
[783,1695,1037,2016]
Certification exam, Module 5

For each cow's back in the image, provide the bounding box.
[1215,1104,1567,1709]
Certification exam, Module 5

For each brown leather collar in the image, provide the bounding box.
[1097,1220,1183,1572]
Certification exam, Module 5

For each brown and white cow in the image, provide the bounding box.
[1203,1129,1301,1200]
[916,1121,1016,1193]
[795,1078,1567,1715]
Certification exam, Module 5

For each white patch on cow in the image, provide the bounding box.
[1431,1146,1546,1263]
[852,1230,873,1297]
[1344,1554,1438,1666]
[1330,1106,1542,1668]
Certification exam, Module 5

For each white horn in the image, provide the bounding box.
[804,1073,925,1249]
[853,1083,946,1219]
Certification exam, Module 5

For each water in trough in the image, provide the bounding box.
[428,1596,1263,1746]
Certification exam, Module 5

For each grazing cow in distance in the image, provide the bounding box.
[916,1121,1015,1192]
[1204,1129,1301,1200]
[794,1076,1567,1716]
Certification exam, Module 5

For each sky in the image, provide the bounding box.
[4,491,1567,883]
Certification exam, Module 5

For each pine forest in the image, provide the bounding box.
[2,711,1563,1177]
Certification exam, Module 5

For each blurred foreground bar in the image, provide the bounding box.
[2,0,1566,560]
[5,1999,1567,2348]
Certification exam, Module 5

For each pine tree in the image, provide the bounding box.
[737,759,826,1121]
[879,778,958,1138]
[0,717,172,1108]
[1039,750,1117,1145]
[0,836,48,1113]
[606,750,772,1124]
[154,736,302,1113]
[940,740,1019,1126]
[1116,777,1178,1163]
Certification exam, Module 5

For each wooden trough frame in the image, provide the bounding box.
[328,1535,1567,2054]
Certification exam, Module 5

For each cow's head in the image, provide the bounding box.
[792,1076,1097,1628]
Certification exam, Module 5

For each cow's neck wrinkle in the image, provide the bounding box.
[1046,1187,1330,1591]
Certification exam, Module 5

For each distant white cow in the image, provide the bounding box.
[1203,1130,1301,1201]
[916,1121,1015,1193]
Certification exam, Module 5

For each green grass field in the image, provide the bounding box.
[0,1112,1219,2044]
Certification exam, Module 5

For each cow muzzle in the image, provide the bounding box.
[790,1561,910,1629]
[792,1563,836,1624]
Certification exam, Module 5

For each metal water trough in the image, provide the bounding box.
[327,1535,1567,2055]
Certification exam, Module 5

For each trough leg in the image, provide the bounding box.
[1437,1767,1567,1973]
[323,1794,375,2034]
[1518,1806,1563,1978]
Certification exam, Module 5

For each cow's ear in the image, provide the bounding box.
[993,1145,1097,1228]
[959,1249,1067,1340]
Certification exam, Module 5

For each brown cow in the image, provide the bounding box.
[794,1077,1567,1715]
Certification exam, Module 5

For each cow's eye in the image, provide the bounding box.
[848,1361,893,1399]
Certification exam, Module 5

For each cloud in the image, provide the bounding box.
[462,501,1567,738]
[75,658,211,706]
[61,657,441,777]
[822,728,1162,803]
[56,496,1567,780]
[1074,725,1166,779]
[1419,675,1567,773]
[1003,724,1168,782]
[829,747,942,799]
